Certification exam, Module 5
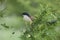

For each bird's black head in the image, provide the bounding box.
[22,12,30,17]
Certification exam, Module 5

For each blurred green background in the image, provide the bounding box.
[0,0,60,40]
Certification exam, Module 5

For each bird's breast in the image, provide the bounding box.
[23,15,32,22]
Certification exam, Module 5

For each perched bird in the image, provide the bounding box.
[22,12,33,25]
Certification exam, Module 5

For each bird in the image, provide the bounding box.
[22,12,33,25]
[22,12,34,32]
